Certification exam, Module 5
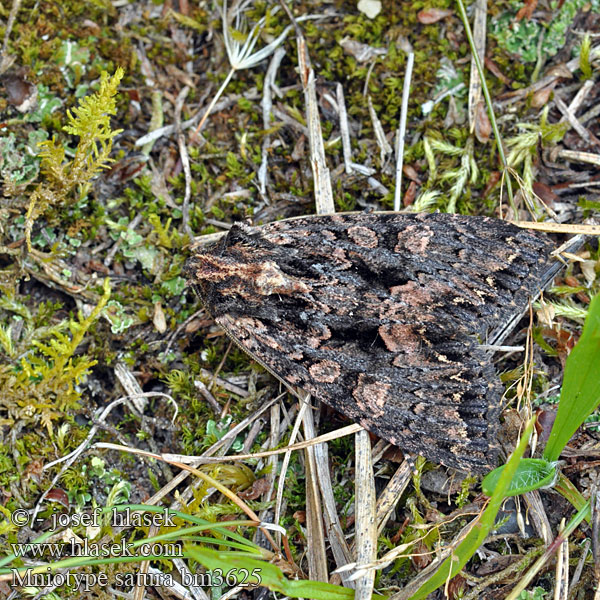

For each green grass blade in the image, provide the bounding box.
[455,0,514,207]
[544,294,600,462]
[408,419,535,600]
[186,546,356,599]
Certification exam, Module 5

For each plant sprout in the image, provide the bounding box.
[194,1,310,136]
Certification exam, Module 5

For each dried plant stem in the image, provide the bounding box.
[394,52,414,212]
[354,430,377,599]
[193,68,235,136]
[455,0,514,210]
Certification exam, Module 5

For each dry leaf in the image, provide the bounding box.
[340,37,387,62]
[46,488,70,509]
[153,301,167,333]
[474,101,491,144]
[516,0,538,21]
[532,181,559,208]
[531,84,555,108]
[3,73,37,112]
[402,164,422,183]
[238,477,271,500]
[402,180,418,207]
[483,171,501,197]
[417,8,453,24]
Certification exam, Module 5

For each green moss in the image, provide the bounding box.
[25,68,124,250]
[0,278,110,434]
[490,0,600,64]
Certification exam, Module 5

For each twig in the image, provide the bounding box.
[554,92,599,145]
[394,52,414,212]
[259,47,286,197]
[337,82,353,175]
[174,86,193,237]
[0,0,21,72]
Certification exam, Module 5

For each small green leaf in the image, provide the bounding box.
[579,33,592,80]
[481,458,557,497]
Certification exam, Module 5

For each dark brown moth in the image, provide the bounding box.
[186,213,555,472]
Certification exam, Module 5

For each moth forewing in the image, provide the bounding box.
[186,213,556,472]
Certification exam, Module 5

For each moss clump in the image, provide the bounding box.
[25,68,124,250]
[0,278,111,434]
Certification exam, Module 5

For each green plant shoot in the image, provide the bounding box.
[482,294,600,498]
[544,294,600,462]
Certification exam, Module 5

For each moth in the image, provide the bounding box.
[186,213,556,472]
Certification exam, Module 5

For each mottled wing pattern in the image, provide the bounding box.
[187,213,555,472]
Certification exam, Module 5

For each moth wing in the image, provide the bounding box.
[190,213,555,472]
[218,312,501,472]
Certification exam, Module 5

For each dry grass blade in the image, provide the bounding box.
[567,78,595,114]
[369,95,392,166]
[154,424,364,464]
[32,392,176,525]
[174,86,193,237]
[259,46,286,196]
[337,82,353,175]
[557,148,600,166]
[569,538,590,593]
[353,430,377,598]
[513,221,600,235]
[467,0,487,128]
[524,490,552,545]
[313,435,355,588]
[87,442,282,552]
[114,361,149,413]
[554,519,569,600]
[281,2,334,214]
[274,396,309,547]
[375,460,413,535]
[302,395,329,582]
[141,394,281,508]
